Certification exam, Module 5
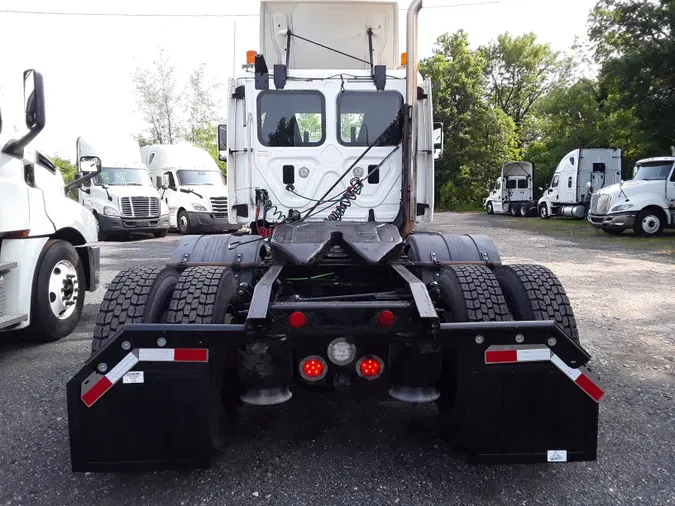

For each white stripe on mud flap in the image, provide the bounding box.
[106,352,140,384]
[550,354,582,381]
[138,348,175,362]
[516,348,552,362]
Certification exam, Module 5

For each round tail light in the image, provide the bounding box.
[299,356,327,381]
[356,355,384,380]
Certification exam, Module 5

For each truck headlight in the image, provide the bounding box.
[103,206,120,217]
[192,203,207,211]
[611,204,633,212]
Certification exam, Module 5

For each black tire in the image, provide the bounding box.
[94,214,108,241]
[436,265,510,444]
[92,267,178,353]
[153,230,168,238]
[178,210,191,235]
[167,266,238,453]
[510,203,519,216]
[24,240,86,342]
[494,264,578,341]
[633,207,666,237]
[519,203,528,217]
[539,203,549,219]
[486,202,494,215]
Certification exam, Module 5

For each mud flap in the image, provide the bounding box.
[440,320,602,464]
[67,323,246,472]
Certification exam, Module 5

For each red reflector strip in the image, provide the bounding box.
[174,348,208,362]
[484,345,605,403]
[81,376,113,408]
[485,349,518,363]
[575,372,605,402]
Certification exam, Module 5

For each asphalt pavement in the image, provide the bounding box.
[0,213,673,506]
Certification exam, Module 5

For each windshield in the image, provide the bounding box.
[258,91,325,147]
[95,168,152,186]
[338,91,403,146]
[633,162,674,181]
[177,170,224,186]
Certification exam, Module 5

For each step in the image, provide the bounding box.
[0,313,28,331]
[0,261,18,273]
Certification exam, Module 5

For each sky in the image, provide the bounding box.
[0,0,599,160]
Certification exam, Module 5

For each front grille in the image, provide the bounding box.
[596,194,612,215]
[120,197,160,218]
[210,197,228,216]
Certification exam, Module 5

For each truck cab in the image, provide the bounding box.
[588,156,675,237]
[538,148,622,219]
[142,144,239,234]
[483,161,534,216]
[77,136,169,240]
[0,70,100,341]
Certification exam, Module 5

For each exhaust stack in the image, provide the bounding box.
[400,0,423,237]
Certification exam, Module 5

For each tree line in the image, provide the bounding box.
[423,0,674,210]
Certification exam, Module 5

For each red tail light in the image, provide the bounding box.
[357,355,384,380]
[377,310,395,326]
[289,311,307,328]
[299,356,327,381]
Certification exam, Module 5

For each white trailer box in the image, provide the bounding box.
[538,148,622,219]
[76,135,169,240]
[260,0,399,70]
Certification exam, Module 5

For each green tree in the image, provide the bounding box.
[184,64,221,145]
[480,33,572,145]
[421,30,519,210]
[51,155,79,200]
[589,0,674,155]
[193,124,226,178]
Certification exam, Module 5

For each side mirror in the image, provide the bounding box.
[1,69,47,157]
[432,122,444,160]
[64,156,102,192]
[162,173,175,189]
[217,124,227,161]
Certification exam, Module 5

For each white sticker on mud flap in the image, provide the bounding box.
[547,450,568,462]
[122,371,144,384]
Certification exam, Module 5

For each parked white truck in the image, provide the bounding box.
[483,161,536,217]
[142,144,238,234]
[77,136,169,240]
[0,70,100,341]
[588,156,675,237]
[538,148,622,219]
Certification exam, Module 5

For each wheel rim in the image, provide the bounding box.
[642,215,660,234]
[487,204,492,214]
[540,206,546,217]
[48,260,79,319]
[179,215,188,232]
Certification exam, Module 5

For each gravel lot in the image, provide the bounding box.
[1,212,674,506]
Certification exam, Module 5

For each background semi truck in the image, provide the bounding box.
[538,147,622,219]
[483,161,537,217]
[588,155,675,237]
[0,70,100,341]
[68,0,604,472]
[77,136,169,240]
[142,144,238,234]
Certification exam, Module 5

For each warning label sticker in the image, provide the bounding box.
[122,371,144,384]
[547,450,568,462]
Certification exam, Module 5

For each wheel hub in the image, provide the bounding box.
[179,216,188,230]
[642,215,660,234]
[48,260,79,319]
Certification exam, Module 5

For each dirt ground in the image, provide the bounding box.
[0,213,673,506]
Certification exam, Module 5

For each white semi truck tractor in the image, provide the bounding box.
[483,161,536,217]
[76,136,170,240]
[0,70,100,341]
[68,1,605,472]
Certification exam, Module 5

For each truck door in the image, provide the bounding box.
[493,178,503,212]
[162,171,179,228]
[559,155,577,204]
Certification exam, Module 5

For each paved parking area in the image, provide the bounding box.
[0,213,673,506]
